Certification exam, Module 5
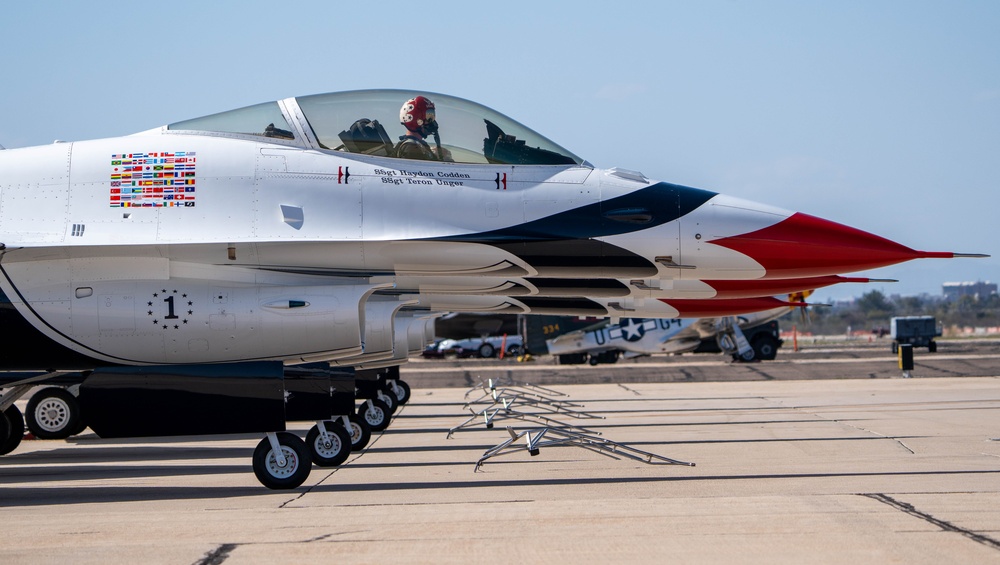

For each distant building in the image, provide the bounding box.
[942,281,998,301]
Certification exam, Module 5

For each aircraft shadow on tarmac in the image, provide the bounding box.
[3,424,998,509]
[307,469,1000,495]
[11,468,999,509]
[0,444,250,464]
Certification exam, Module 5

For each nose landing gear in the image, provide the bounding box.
[252,432,312,490]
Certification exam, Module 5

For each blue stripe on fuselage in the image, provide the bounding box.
[433,182,716,242]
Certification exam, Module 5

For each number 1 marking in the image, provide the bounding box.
[164,295,179,319]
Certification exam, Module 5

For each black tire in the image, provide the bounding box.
[752,335,779,361]
[0,411,8,448]
[506,344,522,357]
[558,353,587,365]
[306,422,352,467]
[358,399,391,432]
[346,413,372,450]
[928,341,937,353]
[588,355,599,366]
[1,406,25,456]
[593,351,619,364]
[70,415,89,437]
[478,342,495,358]
[392,379,411,405]
[252,432,312,490]
[26,387,81,440]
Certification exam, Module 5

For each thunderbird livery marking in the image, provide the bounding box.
[0,88,985,490]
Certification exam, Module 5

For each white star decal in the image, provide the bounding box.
[620,318,645,341]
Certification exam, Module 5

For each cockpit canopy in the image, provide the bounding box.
[167,90,586,166]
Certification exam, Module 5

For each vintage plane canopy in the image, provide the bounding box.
[168,90,585,166]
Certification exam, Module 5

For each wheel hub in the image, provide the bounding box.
[315,436,342,457]
[36,400,69,432]
[267,447,298,477]
[364,409,383,426]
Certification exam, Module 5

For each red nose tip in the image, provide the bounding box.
[705,275,882,299]
[709,212,952,279]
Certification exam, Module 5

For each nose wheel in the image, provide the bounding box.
[306,421,352,467]
[252,432,312,489]
[389,379,411,405]
[359,398,391,431]
[345,413,372,450]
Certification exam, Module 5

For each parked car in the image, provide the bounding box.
[451,335,523,358]
[420,335,523,359]
[420,339,459,359]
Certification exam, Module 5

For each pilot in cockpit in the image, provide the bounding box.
[396,96,453,162]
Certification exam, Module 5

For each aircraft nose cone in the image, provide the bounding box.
[662,296,807,318]
[708,212,951,278]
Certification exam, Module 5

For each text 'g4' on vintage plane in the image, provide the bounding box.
[0,89,986,488]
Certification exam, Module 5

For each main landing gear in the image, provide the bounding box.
[26,387,85,440]
[0,373,85,456]
[0,405,25,456]
[1,367,411,491]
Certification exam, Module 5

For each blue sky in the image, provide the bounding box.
[1,1,997,303]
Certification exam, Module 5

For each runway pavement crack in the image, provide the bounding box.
[780,402,916,454]
[617,383,641,396]
[193,543,238,565]
[191,532,369,564]
[862,493,1000,552]
[847,426,915,455]
[914,362,965,377]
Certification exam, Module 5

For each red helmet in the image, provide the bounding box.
[400,96,437,134]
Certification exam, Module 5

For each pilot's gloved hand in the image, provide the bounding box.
[434,146,453,162]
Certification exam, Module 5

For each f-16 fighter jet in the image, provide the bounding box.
[0,90,985,488]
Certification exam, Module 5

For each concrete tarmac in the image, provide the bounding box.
[1,345,999,564]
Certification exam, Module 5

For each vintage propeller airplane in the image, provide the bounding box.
[0,89,986,488]
[544,298,800,365]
